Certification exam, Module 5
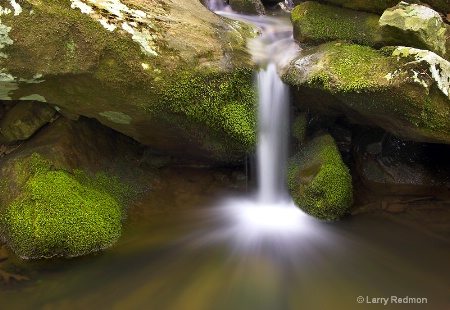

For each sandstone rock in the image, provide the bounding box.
[380,3,450,61]
[0,0,259,164]
[282,42,450,144]
[0,100,55,144]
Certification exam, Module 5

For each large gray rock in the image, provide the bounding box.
[0,0,259,164]
[282,42,450,145]
[380,3,450,61]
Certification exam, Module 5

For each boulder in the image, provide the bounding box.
[287,134,353,221]
[293,0,450,15]
[0,0,259,164]
[282,42,450,145]
[380,3,450,61]
[0,116,147,259]
[0,100,55,144]
[291,1,383,47]
[229,0,266,15]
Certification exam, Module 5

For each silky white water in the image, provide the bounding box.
[257,63,290,203]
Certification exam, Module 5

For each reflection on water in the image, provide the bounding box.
[1,171,449,310]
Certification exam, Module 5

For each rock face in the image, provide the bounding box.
[287,134,353,221]
[291,1,383,47]
[380,3,450,61]
[282,43,450,145]
[0,101,55,144]
[229,0,266,15]
[0,0,259,164]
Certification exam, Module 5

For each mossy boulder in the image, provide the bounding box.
[379,3,450,61]
[291,1,383,47]
[287,134,353,221]
[0,101,55,144]
[0,0,259,164]
[229,0,266,15]
[0,116,147,259]
[295,0,450,15]
[0,153,128,259]
[282,42,450,144]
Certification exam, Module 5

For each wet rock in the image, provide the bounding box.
[353,128,450,197]
[291,1,383,47]
[0,0,258,164]
[282,42,450,145]
[380,3,450,61]
[0,101,55,144]
[287,134,353,221]
[229,0,266,15]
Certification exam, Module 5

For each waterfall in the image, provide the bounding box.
[257,63,290,203]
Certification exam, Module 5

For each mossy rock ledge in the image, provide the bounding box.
[287,134,353,221]
[282,42,450,145]
[0,0,259,164]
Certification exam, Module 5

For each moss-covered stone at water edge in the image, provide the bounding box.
[287,134,353,221]
[0,154,132,259]
[155,67,257,157]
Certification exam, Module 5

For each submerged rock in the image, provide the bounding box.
[0,101,55,144]
[229,0,266,15]
[291,1,383,47]
[287,134,353,221]
[380,3,450,61]
[0,0,259,164]
[282,42,450,145]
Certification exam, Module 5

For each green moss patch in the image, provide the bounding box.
[305,43,395,93]
[288,134,353,221]
[0,153,132,259]
[156,67,257,152]
[291,2,383,47]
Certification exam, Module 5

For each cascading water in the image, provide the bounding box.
[208,7,315,242]
[257,63,290,203]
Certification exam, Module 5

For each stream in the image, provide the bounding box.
[1,5,450,310]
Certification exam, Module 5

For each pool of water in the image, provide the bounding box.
[1,168,449,310]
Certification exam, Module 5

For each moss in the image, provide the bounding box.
[308,43,394,93]
[291,2,383,47]
[287,134,353,221]
[154,67,257,152]
[0,153,132,259]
